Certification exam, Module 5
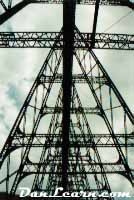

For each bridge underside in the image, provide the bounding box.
[0,0,134,197]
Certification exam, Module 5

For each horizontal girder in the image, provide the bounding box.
[19,162,134,177]
[0,32,133,50]
[30,0,134,6]
[11,132,134,148]
[1,151,132,185]
[42,106,100,115]
[39,74,108,84]
[1,0,133,10]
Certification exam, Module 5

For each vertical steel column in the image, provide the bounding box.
[91,0,100,48]
[62,0,76,191]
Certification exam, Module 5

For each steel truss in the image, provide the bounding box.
[0,0,134,199]
[0,32,133,50]
[0,29,134,197]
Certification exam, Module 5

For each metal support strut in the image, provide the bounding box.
[62,0,76,191]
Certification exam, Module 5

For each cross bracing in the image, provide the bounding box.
[0,0,134,198]
[0,32,133,49]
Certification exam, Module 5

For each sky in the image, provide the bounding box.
[0,1,134,198]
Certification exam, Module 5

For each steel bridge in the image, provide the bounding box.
[0,0,134,199]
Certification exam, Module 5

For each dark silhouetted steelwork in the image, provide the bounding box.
[0,0,134,199]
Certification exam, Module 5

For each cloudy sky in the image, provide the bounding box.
[0,1,134,198]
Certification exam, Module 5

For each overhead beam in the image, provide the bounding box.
[30,0,133,6]
[0,0,133,25]
[15,163,134,177]
[39,74,107,84]
[12,133,134,148]
[0,32,133,50]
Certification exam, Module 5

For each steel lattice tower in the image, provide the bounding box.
[0,0,134,199]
